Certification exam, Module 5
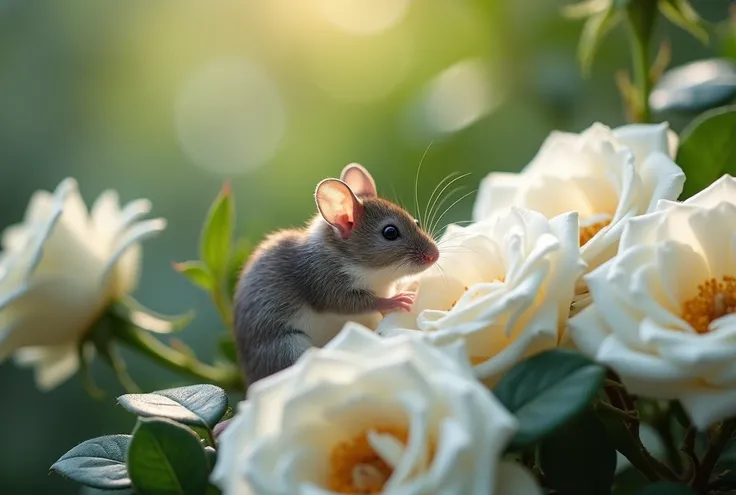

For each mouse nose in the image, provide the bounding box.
[423,246,439,265]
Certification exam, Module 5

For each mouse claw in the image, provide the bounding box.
[377,291,416,313]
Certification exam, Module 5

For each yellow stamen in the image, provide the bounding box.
[579,220,611,246]
[329,426,413,494]
[682,276,736,334]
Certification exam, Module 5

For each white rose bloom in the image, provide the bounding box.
[472,122,684,312]
[376,207,584,385]
[569,174,736,430]
[211,323,542,495]
[0,178,165,390]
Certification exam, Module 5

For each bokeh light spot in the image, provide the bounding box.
[315,0,411,36]
[175,58,286,176]
[410,58,502,138]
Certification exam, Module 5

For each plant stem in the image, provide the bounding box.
[604,377,678,481]
[692,419,736,493]
[682,426,699,481]
[624,0,658,123]
[595,398,639,421]
[115,321,243,391]
[212,283,233,331]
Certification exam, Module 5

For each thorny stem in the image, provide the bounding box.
[114,320,243,391]
[692,419,736,493]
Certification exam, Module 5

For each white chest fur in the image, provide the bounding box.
[287,308,381,347]
[287,263,402,347]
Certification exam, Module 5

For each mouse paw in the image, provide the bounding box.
[377,292,415,313]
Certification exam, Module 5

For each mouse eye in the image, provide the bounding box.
[413,218,420,227]
[382,225,400,240]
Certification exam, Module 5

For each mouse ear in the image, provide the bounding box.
[340,163,377,198]
[315,179,364,240]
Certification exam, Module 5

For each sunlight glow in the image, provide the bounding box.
[314,0,411,35]
[417,58,500,136]
[175,58,286,176]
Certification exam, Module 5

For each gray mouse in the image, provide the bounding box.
[233,163,439,386]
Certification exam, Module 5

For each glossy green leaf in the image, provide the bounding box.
[658,0,709,44]
[204,446,217,471]
[651,59,736,114]
[174,260,215,292]
[577,5,622,76]
[493,349,606,449]
[118,384,228,429]
[635,482,696,494]
[200,182,234,278]
[677,105,736,198]
[50,435,131,490]
[115,296,194,334]
[128,417,208,495]
[539,410,617,495]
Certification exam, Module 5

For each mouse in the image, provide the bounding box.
[233,163,440,386]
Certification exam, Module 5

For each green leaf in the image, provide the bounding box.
[204,446,217,471]
[118,384,229,429]
[577,5,623,76]
[115,296,194,334]
[128,417,208,495]
[493,349,606,449]
[658,0,709,44]
[200,182,234,278]
[539,410,617,495]
[174,261,215,292]
[50,435,131,490]
[562,0,612,19]
[635,482,696,494]
[217,336,239,365]
[677,105,736,199]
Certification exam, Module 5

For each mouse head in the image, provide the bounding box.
[315,163,439,276]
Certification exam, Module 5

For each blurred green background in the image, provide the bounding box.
[0,0,733,493]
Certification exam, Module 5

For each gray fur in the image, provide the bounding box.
[233,194,437,387]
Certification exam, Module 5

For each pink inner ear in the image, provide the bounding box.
[333,213,354,239]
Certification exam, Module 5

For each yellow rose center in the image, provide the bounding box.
[579,219,611,246]
[681,276,736,334]
[328,426,407,494]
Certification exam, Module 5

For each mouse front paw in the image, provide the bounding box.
[376,292,415,313]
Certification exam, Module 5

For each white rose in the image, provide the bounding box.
[569,174,736,430]
[472,122,685,312]
[376,207,584,385]
[0,178,165,390]
[211,323,542,495]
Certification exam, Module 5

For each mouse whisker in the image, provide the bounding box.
[425,173,472,235]
[414,141,434,227]
[430,188,478,239]
[423,171,461,229]
[428,186,465,239]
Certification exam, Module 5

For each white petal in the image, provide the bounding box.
[596,336,692,397]
[568,304,611,358]
[0,278,99,358]
[680,388,736,430]
[612,122,670,166]
[99,218,166,296]
[636,152,685,213]
[472,173,525,221]
[495,461,543,495]
[14,343,80,391]
[683,174,736,208]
